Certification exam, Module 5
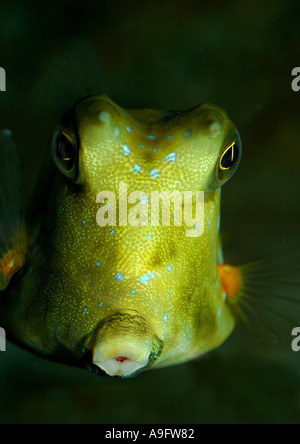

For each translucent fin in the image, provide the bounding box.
[32,39,110,135]
[0,130,27,290]
[221,249,300,344]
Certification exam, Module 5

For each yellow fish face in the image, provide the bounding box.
[4,95,242,377]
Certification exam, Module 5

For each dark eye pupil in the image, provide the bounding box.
[57,133,75,161]
[221,143,239,169]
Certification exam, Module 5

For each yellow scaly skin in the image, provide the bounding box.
[0,96,242,376]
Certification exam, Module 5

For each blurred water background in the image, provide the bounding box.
[0,0,299,424]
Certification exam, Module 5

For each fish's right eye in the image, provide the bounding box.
[52,128,78,181]
[57,132,75,164]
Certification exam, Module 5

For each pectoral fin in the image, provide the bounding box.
[218,249,300,342]
[0,130,27,290]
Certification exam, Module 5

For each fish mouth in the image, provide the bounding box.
[83,310,164,378]
[92,340,153,377]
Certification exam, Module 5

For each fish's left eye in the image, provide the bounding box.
[52,128,78,181]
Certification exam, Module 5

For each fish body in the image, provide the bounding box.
[0,94,272,378]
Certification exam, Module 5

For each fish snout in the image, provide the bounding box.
[86,310,163,377]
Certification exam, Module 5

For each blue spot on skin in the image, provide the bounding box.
[110,229,115,235]
[153,148,158,153]
[140,144,145,149]
[99,302,104,308]
[115,273,124,282]
[139,273,155,284]
[150,169,159,179]
[169,290,173,295]
[140,197,148,206]
[83,307,88,315]
[147,135,156,140]
[167,265,173,272]
[133,165,142,173]
[208,220,211,228]
[163,315,168,322]
[131,290,137,295]
[82,219,87,228]
[166,153,177,162]
[61,208,66,215]
[166,135,173,140]
[123,145,131,156]
[126,125,132,133]
[97,261,102,268]
[147,234,152,240]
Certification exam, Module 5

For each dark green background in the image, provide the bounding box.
[0,0,299,424]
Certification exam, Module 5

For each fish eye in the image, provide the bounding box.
[52,128,78,181]
[216,132,242,187]
[57,132,75,164]
[220,142,239,170]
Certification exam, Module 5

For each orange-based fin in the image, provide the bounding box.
[218,251,300,341]
[0,130,27,290]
